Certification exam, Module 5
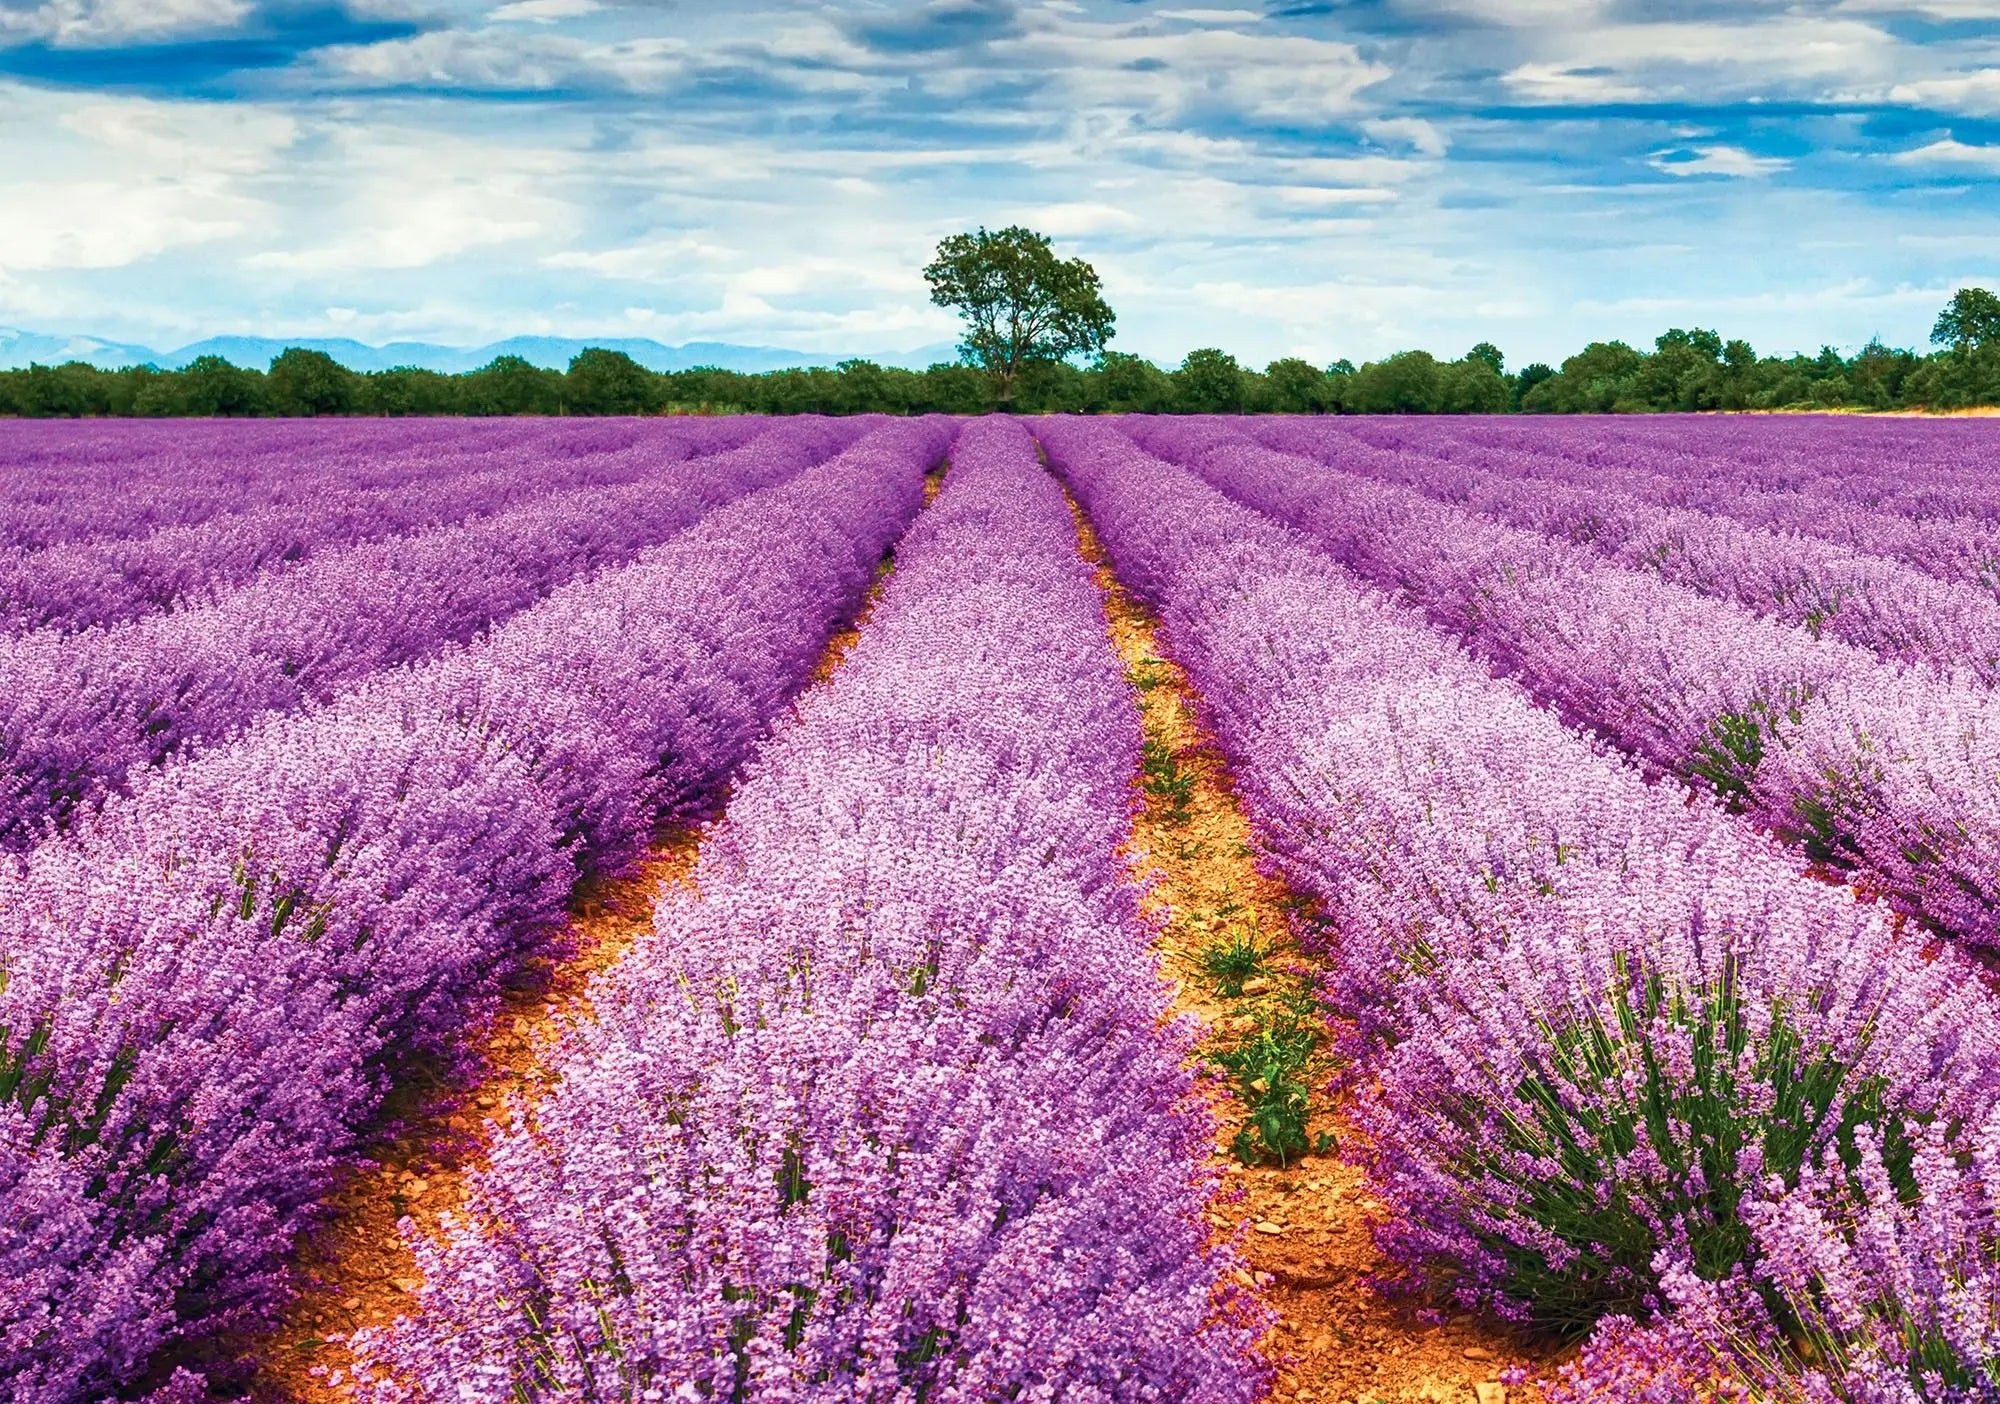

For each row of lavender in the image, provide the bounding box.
[0,419,948,1400]
[1256,418,2000,680]
[1386,414,2000,518]
[1336,416,2000,598]
[348,418,1268,1403]
[1128,419,2000,952]
[0,417,763,635]
[0,419,697,553]
[1043,417,2000,1400]
[0,419,860,849]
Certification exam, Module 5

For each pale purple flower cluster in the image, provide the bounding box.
[0,419,653,551]
[1035,416,2000,1401]
[0,417,864,848]
[1130,418,2000,949]
[0,418,763,635]
[1321,416,2000,600]
[1250,420,2000,682]
[0,418,948,1401]
[349,416,1270,1404]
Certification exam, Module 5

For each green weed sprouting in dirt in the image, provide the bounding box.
[1126,657,1172,693]
[1213,1010,1331,1168]
[1141,737,1197,825]
[1199,931,1267,998]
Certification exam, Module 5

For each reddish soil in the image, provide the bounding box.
[255,839,702,1400]
[1071,502,1566,1404]
[256,475,937,1400]
[264,460,1565,1401]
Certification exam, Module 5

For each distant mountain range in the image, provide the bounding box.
[0,328,961,375]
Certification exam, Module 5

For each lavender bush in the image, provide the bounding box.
[0,418,948,1401]
[350,416,1269,1404]
[1130,418,2000,950]
[0,419,603,551]
[1273,417,2000,601]
[0,417,764,635]
[0,417,863,848]
[1251,421,2000,682]
[1037,416,2000,1395]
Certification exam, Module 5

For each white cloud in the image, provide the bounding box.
[0,88,288,272]
[1839,0,2000,15]
[240,125,574,272]
[759,6,1392,126]
[1262,183,1398,208]
[0,181,250,270]
[544,235,735,279]
[1893,136,2000,170]
[317,30,690,91]
[1363,116,1449,158]
[1572,278,1956,319]
[58,96,297,176]
[1504,63,1650,104]
[1018,200,1145,236]
[1887,69,2000,115]
[1504,15,1903,104]
[1650,145,1792,178]
[1027,23,1391,123]
[246,185,563,272]
[1394,0,1612,23]
[0,0,247,44]
[489,0,601,20]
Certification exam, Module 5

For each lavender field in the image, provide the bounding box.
[4,413,1999,1404]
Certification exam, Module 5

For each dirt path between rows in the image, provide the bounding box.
[255,836,701,1400]
[257,478,934,1401]
[1069,501,1564,1404]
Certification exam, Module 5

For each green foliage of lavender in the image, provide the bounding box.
[1039,413,2000,1400]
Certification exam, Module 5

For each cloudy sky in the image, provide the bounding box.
[0,0,1994,366]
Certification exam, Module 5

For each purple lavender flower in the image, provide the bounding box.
[350,416,1270,1404]
[0,418,948,1401]
[0,417,865,848]
[1036,415,2000,1397]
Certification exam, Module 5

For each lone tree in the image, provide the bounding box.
[1933,286,2000,355]
[924,225,1115,406]
[267,347,354,417]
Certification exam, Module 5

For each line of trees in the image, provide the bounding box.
[3,291,1996,418]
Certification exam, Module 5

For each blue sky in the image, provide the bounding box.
[0,0,1995,367]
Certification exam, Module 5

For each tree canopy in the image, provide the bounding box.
[5,287,1998,418]
[924,225,1115,405]
[1933,287,2000,354]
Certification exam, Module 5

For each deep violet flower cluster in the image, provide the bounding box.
[1127,418,2000,951]
[0,416,865,848]
[0,417,764,635]
[1034,416,2000,1401]
[348,417,1270,1404]
[0,417,949,1402]
[1248,419,2000,682]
